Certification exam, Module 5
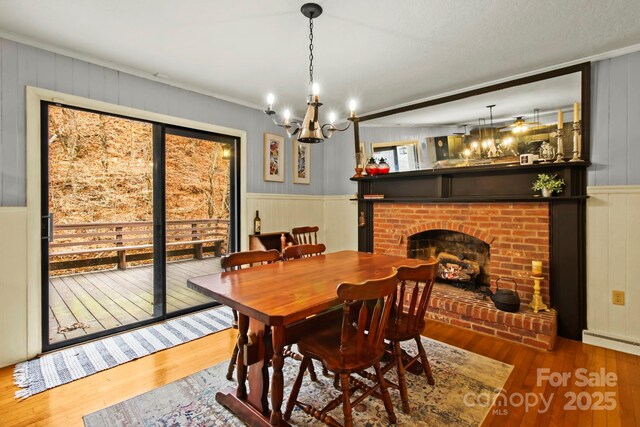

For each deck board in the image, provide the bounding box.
[48,257,222,345]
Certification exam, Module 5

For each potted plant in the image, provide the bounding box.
[532,173,564,197]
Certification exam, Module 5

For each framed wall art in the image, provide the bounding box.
[264,133,285,182]
[292,139,311,184]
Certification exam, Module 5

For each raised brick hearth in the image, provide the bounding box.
[428,284,557,350]
[374,202,558,350]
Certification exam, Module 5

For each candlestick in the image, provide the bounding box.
[569,121,582,162]
[554,126,565,163]
[573,101,580,123]
[530,275,549,313]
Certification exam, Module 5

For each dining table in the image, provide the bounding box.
[187,250,426,426]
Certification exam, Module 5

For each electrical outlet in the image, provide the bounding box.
[612,290,625,306]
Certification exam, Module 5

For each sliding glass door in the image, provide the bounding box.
[41,102,238,351]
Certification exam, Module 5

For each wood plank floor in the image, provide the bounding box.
[49,257,222,344]
[0,321,637,426]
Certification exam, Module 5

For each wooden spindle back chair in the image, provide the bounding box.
[385,260,439,413]
[285,270,399,427]
[282,243,326,260]
[291,226,319,245]
[220,249,281,380]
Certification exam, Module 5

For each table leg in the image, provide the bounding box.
[270,325,285,426]
[236,313,249,400]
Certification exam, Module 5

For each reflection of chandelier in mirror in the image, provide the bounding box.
[264,3,357,144]
[512,117,529,134]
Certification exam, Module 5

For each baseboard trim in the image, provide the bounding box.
[582,330,640,356]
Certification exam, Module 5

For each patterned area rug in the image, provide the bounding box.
[14,306,233,399]
[84,337,513,426]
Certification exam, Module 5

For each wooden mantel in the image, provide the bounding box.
[352,161,588,341]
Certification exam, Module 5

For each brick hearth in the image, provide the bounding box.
[374,202,558,350]
[428,284,557,350]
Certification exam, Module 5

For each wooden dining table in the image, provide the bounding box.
[187,250,426,426]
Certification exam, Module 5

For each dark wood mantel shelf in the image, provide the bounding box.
[352,195,589,203]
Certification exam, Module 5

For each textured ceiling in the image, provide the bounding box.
[1,0,639,121]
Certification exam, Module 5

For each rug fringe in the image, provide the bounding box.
[13,362,32,399]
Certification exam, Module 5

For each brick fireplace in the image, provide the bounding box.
[373,202,557,350]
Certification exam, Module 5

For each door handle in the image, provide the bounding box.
[42,213,54,242]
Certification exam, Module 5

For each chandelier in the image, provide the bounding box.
[264,3,357,143]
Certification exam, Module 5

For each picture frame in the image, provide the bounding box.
[264,133,285,182]
[292,139,311,184]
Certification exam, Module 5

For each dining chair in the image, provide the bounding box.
[284,270,399,427]
[282,242,328,380]
[291,226,319,245]
[282,243,326,260]
[220,249,281,380]
[384,260,439,413]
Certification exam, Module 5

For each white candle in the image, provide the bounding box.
[573,102,580,123]
[532,260,542,276]
[558,110,563,129]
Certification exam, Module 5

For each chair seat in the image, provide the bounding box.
[385,313,425,342]
[297,324,385,373]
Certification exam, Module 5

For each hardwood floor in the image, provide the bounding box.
[0,321,637,426]
[48,257,221,344]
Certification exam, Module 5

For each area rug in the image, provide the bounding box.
[84,337,513,426]
[14,306,233,399]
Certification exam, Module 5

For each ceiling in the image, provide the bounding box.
[1,0,639,121]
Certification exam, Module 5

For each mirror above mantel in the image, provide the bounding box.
[354,63,590,173]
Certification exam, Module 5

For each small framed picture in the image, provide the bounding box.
[264,133,285,182]
[293,139,311,184]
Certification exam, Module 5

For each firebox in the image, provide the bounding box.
[408,229,490,288]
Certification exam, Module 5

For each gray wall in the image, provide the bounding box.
[0,38,327,206]
[3,37,638,205]
[589,50,640,186]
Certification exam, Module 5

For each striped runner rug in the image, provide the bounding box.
[13,306,233,399]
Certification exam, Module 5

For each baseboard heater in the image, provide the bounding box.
[583,330,640,356]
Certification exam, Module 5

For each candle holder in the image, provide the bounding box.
[353,151,365,178]
[569,121,582,162]
[554,127,565,163]
[529,275,549,313]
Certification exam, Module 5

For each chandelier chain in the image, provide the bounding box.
[308,16,314,86]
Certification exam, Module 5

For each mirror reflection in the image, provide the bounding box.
[359,71,582,171]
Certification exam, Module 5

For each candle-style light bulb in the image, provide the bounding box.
[349,99,357,117]
[266,93,275,110]
[312,83,320,96]
[463,148,471,158]
[284,109,291,124]
[328,112,336,125]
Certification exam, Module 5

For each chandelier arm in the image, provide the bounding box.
[321,121,352,133]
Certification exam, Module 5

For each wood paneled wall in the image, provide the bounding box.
[0,208,27,366]
[586,186,640,346]
[244,193,357,254]
[0,38,327,206]
[590,51,640,186]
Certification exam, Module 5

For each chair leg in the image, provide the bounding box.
[393,341,411,413]
[226,343,239,380]
[284,357,310,421]
[340,373,353,427]
[307,360,318,382]
[415,336,435,385]
[374,362,397,424]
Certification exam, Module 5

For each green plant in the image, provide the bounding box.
[532,173,565,194]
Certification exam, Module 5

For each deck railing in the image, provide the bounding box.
[49,218,229,272]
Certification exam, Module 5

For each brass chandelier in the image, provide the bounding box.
[264,3,357,143]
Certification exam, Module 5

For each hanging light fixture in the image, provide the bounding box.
[264,3,357,143]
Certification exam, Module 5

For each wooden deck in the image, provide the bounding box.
[48,257,222,344]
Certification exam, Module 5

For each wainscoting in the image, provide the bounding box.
[0,208,28,367]
[244,193,357,253]
[585,185,640,355]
